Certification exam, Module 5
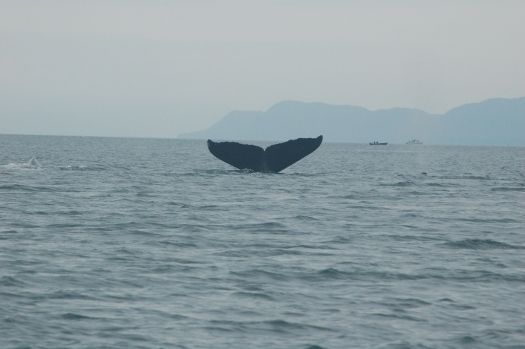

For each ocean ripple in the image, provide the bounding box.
[1,136,524,349]
[443,239,525,250]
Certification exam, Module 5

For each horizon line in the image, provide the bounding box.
[1,132,523,148]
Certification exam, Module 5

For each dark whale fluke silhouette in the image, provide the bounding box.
[207,135,323,173]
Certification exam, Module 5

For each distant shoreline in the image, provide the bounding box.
[180,97,525,146]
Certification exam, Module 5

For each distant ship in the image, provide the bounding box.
[369,141,388,145]
[406,139,423,144]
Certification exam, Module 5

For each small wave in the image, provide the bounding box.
[0,229,18,234]
[313,268,406,281]
[60,210,83,216]
[443,239,524,250]
[376,341,436,349]
[380,181,414,187]
[284,244,337,251]
[438,298,454,302]
[60,313,99,320]
[436,175,490,180]
[370,312,425,322]
[386,234,442,242]
[261,320,334,332]
[310,267,525,283]
[335,194,359,199]
[208,319,334,333]
[457,335,477,344]
[425,182,454,187]
[136,191,154,197]
[48,290,95,300]
[433,269,525,282]
[0,184,57,192]
[231,269,287,281]
[0,276,25,287]
[345,204,386,210]
[195,204,225,211]
[232,291,275,301]
[10,222,40,228]
[233,222,288,232]
[46,222,82,228]
[456,217,518,223]
[326,235,353,244]
[387,297,431,308]
[59,164,107,171]
[406,190,427,195]
[293,215,319,221]
[166,201,191,208]
[491,186,525,192]
[318,268,350,279]
[156,240,198,248]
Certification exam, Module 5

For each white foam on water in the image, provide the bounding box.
[0,157,42,170]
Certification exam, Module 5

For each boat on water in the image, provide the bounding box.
[369,141,388,145]
[406,139,423,144]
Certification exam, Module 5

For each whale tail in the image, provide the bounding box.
[207,135,322,173]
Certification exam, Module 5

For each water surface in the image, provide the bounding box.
[1,135,524,349]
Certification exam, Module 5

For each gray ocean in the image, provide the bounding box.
[1,134,524,349]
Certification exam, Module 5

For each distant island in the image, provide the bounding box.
[179,97,525,146]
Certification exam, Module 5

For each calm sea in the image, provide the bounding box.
[1,134,524,349]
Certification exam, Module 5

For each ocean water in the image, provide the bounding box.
[1,134,524,349]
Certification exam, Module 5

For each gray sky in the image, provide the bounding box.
[1,0,524,137]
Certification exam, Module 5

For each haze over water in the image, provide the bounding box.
[1,135,524,348]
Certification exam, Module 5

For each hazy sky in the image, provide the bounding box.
[1,0,524,137]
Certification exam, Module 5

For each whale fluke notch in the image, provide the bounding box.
[207,135,322,173]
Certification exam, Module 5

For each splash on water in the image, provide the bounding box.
[1,157,42,170]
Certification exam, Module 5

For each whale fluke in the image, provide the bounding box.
[207,135,322,173]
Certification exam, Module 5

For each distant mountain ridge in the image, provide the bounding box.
[179,97,525,145]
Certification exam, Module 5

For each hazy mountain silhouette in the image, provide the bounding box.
[179,97,525,145]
